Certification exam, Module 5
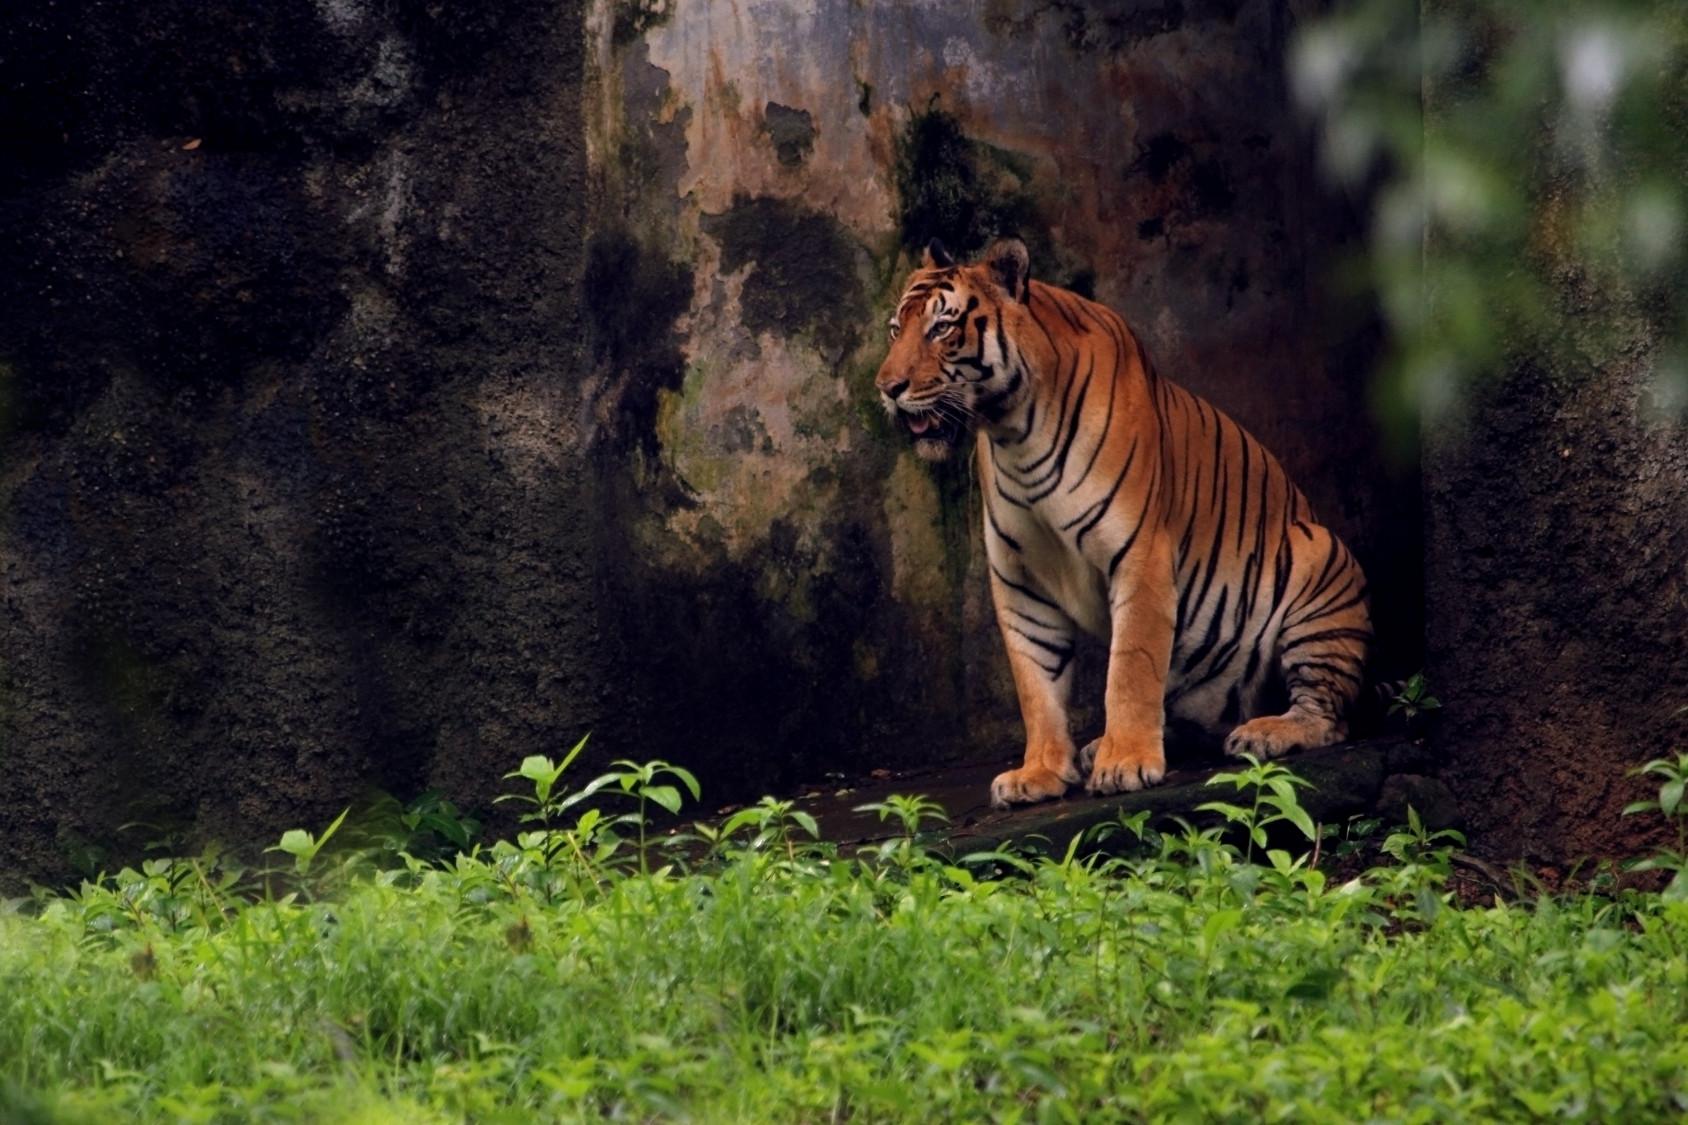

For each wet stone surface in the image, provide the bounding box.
[759,737,1434,855]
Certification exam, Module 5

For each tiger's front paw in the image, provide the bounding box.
[1082,732,1166,795]
[989,763,1077,809]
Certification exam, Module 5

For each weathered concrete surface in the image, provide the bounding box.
[0,0,1419,887]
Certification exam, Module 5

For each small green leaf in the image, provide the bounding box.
[557,774,619,812]
[1195,801,1249,822]
[517,756,562,805]
[1202,908,1243,947]
[1660,779,1684,817]
[721,808,765,837]
[642,785,683,815]
[274,829,314,858]
[1663,869,1688,903]
[1276,801,1318,842]
[315,807,350,852]
[518,755,556,783]
[558,733,591,774]
[666,765,702,801]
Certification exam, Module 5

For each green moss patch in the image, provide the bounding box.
[891,105,1060,276]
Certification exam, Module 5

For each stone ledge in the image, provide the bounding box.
[794,737,1438,855]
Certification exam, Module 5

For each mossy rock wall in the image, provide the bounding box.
[579,0,1420,799]
[0,0,1417,886]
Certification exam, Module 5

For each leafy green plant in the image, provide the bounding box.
[1197,754,1318,863]
[855,792,948,837]
[1320,814,1384,861]
[706,796,822,861]
[265,807,349,877]
[496,735,597,827]
[35,847,252,943]
[1380,805,1467,868]
[1388,671,1442,723]
[596,758,702,872]
[854,793,950,871]
[1623,750,1688,902]
[1371,806,1469,925]
[495,739,700,875]
[399,791,482,855]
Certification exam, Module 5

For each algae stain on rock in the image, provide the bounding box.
[701,194,871,363]
[612,0,673,47]
[655,332,854,563]
[892,105,1061,280]
[985,0,1188,54]
[584,228,693,453]
[761,102,815,167]
[882,452,952,612]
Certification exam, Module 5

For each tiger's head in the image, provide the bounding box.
[875,237,1033,462]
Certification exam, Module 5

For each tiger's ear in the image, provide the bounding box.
[983,238,1030,301]
[922,238,955,269]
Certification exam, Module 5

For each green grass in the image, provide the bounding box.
[3,755,1688,1123]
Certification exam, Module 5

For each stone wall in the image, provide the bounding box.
[0,0,1417,885]
[1,0,598,882]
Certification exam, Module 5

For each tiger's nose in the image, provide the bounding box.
[882,379,909,400]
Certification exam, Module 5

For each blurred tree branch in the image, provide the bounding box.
[1295,0,1688,440]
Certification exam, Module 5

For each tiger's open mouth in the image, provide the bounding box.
[901,409,964,456]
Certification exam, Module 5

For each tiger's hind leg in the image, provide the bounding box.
[1224,528,1372,760]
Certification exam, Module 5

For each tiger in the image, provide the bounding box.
[874,238,1373,808]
